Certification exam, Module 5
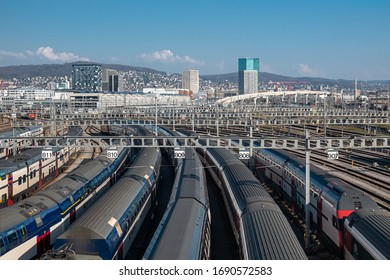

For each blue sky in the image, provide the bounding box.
[0,0,389,80]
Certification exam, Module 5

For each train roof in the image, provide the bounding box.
[54,175,147,259]
[259,148,362,200]
[209,148,274,211]
[346,208,390,259]
[0,126,82,175]
[144,199,207,259]
[0,126,41,138]
[54,147,160,259]
[242,206,308,260]
[124,148,160,177]
[338,189,378,213]
[178,151,208,205]
[0,194,58,232]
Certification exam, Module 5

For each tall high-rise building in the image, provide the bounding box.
[102,69,123,92]
[72,63,102,92]
[182,69,199,93]
[238,58,260,94]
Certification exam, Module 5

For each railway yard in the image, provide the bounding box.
[0,104,389,260]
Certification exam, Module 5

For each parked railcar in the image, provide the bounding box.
[0,145,130,259]
[253,148,379,257]
[52,146,161,260]
[0,126,81,208]
[344,208,390,260]
[0,126,43,159]
[143,126,211,260]
[203,147,307,260]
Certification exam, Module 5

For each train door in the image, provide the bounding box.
[38,160,43,189]
[291,177,296,211]
[7,173,13,206]
[37,231,51,258]
[117,243,124,260]
[55,152,59,176]
[70,209,76,224]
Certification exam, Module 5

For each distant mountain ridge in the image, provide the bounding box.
[201,72,358,88]
[0,62,388,88]
[0,62,164,80]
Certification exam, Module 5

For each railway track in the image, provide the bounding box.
[288,149,390,211]
[85,125,104,159]
[191,125,390,211]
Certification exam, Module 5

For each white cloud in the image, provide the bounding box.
[140,49,204,65]
[0,47,89,63]
[25,50,35,56]
[0,50,28,59]
[297,63,324,77]
[36,46,89,62]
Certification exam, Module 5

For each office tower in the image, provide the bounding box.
[238,58,260,94]
[102,69,123,92]
[182,69,199,93]
[72,63,102,92]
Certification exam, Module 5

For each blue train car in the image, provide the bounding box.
[52,146,161,259]
[0,146,130,259]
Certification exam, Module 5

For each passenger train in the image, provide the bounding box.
[253,148,388,259]
[344,208,390,260]
[0,126,81,208]
[0,126,43,159]
[51,130,161,259]
[198,143,307,260]
[0,144,130,259]
[143,127,211,260]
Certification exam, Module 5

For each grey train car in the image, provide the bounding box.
[143,144,211,260]
[203,147,307,260]
[344,208,390,260]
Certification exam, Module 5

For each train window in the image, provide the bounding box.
[23,175,26,183]
[30,172,33,180]
[33,170,37,177]
[0,237,5,255]
[6,230,18,249]
[17,225,28,242]
[332,216,338,229]
[18,177,22,185]
[1,194,6,203]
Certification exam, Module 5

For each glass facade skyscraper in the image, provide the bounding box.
[72,64,102,92]
[238,58,260,94]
